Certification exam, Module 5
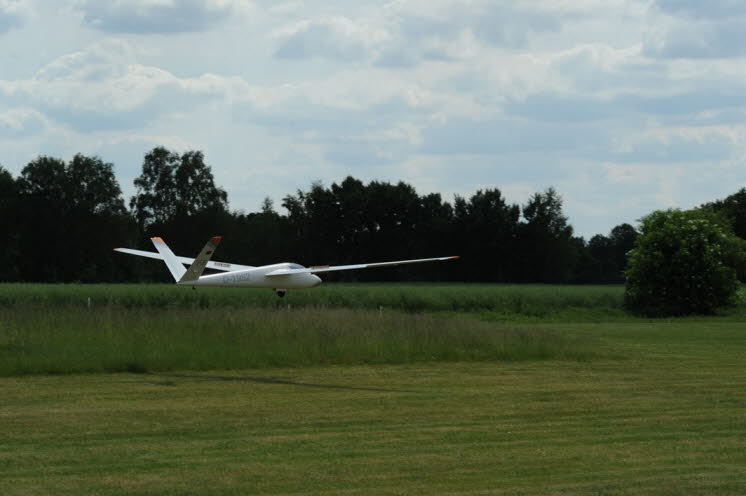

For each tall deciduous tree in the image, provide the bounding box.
[582,223,638,283]
[609,223,638,275]
[704,188,746,240]
[519,187,577,282]
[130,147,228,228]
[282,181,340,266]
[282,177,455,281]
[454,189,519,282]
[363,180,423,271]
[0,166,20,280]
[130,147,231,265]
[16,157,66,281]
[16,155,133,282]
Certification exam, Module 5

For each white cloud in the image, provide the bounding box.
[645,19,746,59]
[0,0,28,33]
[385,0,563,49]
[274,16,390,61]
[75,0,241,34]
[653,0,746,20]
[0,40,248,130]
[0,107,48,136]
[644,0,746,59]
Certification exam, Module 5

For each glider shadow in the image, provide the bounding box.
[144,372,422,394]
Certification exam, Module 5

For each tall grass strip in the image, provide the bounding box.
[0,306,592,376]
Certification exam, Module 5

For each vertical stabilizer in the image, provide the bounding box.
[179,237,222,283]
[151,237,187,282]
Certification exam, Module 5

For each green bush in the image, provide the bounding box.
[624,209,746,316]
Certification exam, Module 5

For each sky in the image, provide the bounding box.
[0,0,744,238]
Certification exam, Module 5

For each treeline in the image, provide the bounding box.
[1,147,743,284]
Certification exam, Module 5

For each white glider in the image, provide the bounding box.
[115,237,458,297]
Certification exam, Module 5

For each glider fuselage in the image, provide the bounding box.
[184,263,322,289]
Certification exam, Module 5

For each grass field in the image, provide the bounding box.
[0,282,626,314]
[0,306,590,375]
[1,284,745,494]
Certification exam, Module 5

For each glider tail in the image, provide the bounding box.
[150,237,187,282]
[178,236,221,284]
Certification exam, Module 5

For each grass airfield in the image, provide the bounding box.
[2,284,746,495]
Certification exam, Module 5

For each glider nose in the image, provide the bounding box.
[312,275,322,287]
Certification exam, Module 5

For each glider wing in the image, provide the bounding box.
[265,256,459,276]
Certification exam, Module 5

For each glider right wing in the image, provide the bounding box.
[265,256,459,276]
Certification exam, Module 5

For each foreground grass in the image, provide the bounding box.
[0,306,589,376]
[0,282,626,314]
[2,320,745,495]
[2,284,745,493]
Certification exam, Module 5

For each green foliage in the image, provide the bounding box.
[20,146,746,287]
[282,177,455,280]
[14,155,134,282]
[581,223,638,283]
[518,187,578,283]
[0,147,620,284]
[454,189,520,282]
[282,181,582,283]
[703,187,746,240]
[128,147,233,277]
[130,147,228,228]
[625,209,746,316]
[0,166,20,280]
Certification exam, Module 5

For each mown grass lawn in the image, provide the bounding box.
[2,320,745,495]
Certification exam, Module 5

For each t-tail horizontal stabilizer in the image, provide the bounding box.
[179,237,221,284]
[112,247,253,272]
